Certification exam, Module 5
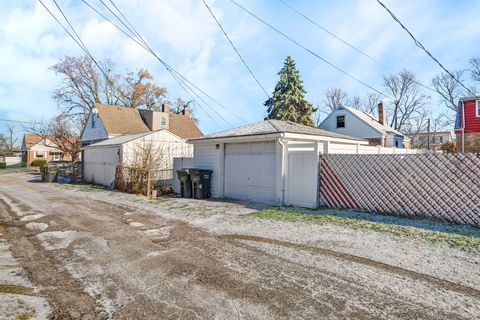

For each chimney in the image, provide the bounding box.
[182,106,190,117]
[378,101,385,125]
[161,103,170,113]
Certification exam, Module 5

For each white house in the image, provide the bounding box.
[319,103,411,148]
[83,130,193,187]
[190,119,368,208]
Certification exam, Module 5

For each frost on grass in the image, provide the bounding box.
[129,222,144,227]
[36,231,78,250]
[143,226,173,239]
[0,293,51,320]
[25,222,48,232]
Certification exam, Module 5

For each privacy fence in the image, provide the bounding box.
[319,153,480,227]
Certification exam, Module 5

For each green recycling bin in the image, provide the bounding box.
[176,169,192,198]
[190,169,213,199]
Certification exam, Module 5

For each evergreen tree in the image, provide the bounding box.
[264,56,316,126]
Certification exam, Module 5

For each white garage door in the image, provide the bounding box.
[224,142,276,204]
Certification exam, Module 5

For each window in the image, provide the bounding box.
[91,113,97,128]
[52,152,63,160]
[477,100,480,117]
[336,115,345,128]
[35,151,45,158]
[160,117,166,126]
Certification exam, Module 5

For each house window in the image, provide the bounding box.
[395,140,399,148]
[52,152,63,160]
[35,151,45,158]
[160,117,166,126]
[91,114,97,128]
[477,100,480,117]
[336,115,345,128]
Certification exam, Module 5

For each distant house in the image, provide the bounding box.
[21,134,78,165]
[80,103,202,146]
[455,97,480,152]
[318,103,411,148]
[406,131,454,150]
[81,103,202,187]
[190,119,367,207]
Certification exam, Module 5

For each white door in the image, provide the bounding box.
[224,142,276,204]
[285,149,319,208]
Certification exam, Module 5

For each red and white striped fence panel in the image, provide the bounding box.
[319,153,480,227]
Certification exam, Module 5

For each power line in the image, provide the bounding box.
[227,0,390,99]
[278,0,437,95]
[0,119,34,124]
[375,0,477,97]
[87,0,245,126]
[202,0,270,99]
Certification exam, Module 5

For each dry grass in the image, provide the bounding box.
[0,284,33,295]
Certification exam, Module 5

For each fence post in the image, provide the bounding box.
[147,169,151,199]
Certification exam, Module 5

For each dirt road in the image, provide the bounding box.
[0,171,479,319]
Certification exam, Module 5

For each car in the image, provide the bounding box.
[42,160,71,169]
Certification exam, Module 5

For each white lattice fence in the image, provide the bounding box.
[319,154,480,227]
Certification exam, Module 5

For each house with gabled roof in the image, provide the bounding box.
[80,103,202,146]
[318,103,411,148]
[21,133,79,165]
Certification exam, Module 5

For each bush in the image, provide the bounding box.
[440,141,456,154]
[31,159,47,167]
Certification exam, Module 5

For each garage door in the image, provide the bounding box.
[224,142,276,204]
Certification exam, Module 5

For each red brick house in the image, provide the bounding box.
[21,134,79,165]
[455,97,480,152]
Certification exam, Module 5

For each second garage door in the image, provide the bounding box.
[224,142,276,204]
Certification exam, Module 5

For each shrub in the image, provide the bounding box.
[31,159,47,167]
[440,141,456,154]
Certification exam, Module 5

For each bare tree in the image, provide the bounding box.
[30,116,81,163]
[432,70,466,114]
[350,92,382,116]
[51,55,168,125]
[383,69,430,131]
[324,87,349,111]
[469,57,480,84]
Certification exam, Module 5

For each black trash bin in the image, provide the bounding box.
[190,169,213,199]
[176,169,193,198]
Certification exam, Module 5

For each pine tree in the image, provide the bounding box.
[264,56,317,126]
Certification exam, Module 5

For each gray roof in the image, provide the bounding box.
[193,120,365,141]
[341,106,405,136]
[83,132,152,148]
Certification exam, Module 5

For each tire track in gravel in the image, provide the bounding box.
[220,234,480,299]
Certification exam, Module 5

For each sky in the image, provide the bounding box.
[1,0,479,144]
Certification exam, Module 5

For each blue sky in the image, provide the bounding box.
[1,0,479,143]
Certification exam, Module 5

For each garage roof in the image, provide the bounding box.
[192,120,365,141]
[83,132,152,148]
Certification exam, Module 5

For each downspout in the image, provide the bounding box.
[277,137,286,206]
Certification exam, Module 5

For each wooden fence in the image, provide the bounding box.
[319,153,480,227]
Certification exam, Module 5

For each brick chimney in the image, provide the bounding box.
[378,101,385,125]
[161,103,170,113]
[182,106,190,117]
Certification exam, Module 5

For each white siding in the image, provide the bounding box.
[83,146,120,186]
[319,109,381,139]
[172,157,194,193]
[81,112,108,144]
[193,144,222,198]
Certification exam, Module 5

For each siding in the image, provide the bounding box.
[83,146,120,186]
[464,100,480,133]
[193,144,222,198]
[81,112,108,144]
[319,109,382,139]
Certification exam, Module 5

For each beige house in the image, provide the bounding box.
[406,131,454,150]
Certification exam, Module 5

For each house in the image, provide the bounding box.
[455,97,480,152]
[21,134,78,165]
[82,130,193,187]
[318,103,411,148]
[81,103,202,187]
[80,103,202,146]
[406,131,454,150]
[189,119,368,208]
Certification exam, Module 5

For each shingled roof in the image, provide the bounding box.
[96,104,150,135]
[193,119,365,141]
[95,104,202,140]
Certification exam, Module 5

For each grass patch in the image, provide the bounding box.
[251,208,480,253]
[18,311,36,320]
[58,184,108,193]
[0,284,33,295]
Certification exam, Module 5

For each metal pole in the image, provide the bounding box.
[147,169,151,199]
[427,118,431,151]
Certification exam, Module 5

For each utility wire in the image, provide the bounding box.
[92,0,245,126]
[375,0,477,97]
[278,0,437,95]
[0,119,34,124]
[228,0,390,99]
[202,0,270,99]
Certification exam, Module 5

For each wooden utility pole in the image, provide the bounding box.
[427,118,431,151]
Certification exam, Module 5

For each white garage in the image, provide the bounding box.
[83,130,193,187]
[190,119,367,207]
